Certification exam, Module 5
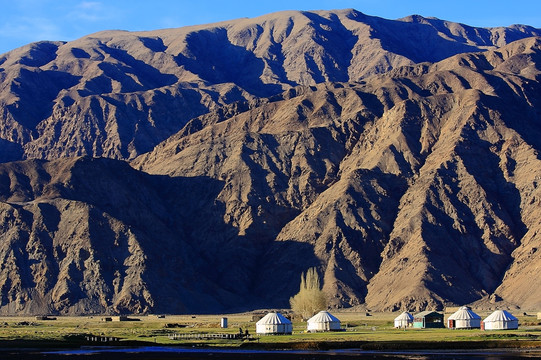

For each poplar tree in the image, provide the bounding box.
[289,267,327,319]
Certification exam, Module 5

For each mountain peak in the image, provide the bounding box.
[399,14,439,23]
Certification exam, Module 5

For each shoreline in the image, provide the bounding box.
[2,344,541,360]
[1,338,541,351]
[240,339,541,351]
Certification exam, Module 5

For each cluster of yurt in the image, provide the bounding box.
[447,306,481,329]
[254,308,519,335]
[256,311,342,334]
[446,308,518,330]
[392,307,519,331]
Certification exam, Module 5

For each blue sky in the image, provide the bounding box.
[1,0,540,54]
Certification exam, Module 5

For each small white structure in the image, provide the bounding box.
[447,306,481,329]
[307,311,341,332]
[394,311,414,328]
[256,312,293,335]
[483,310,518,330]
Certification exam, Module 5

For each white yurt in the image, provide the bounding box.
[447,306,481,329]
[394,311,414,328]
[307,311,341,332]
[256,312,293,335]
[482,310,518,330]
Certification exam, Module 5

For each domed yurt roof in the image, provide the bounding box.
[484,310,518,322]
[307,311,340,324]
[256,312,292,325]
[448,306,481,320]
[394,311,414,321]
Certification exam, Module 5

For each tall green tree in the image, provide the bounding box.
[289,267,327,319]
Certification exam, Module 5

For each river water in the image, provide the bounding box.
[2,347,541,359]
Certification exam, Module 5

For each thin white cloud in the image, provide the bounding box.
[0,0,121,51]
[0,16,63,44]
[79,1,102,9]
[158,16,184,29]
[68,1,116,22]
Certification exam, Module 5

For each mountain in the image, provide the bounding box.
[0,156,258,314]
[0,9,541,314]
[0,9,540,163]
[133,36,541,312]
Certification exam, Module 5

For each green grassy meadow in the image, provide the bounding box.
[0,311,540,350]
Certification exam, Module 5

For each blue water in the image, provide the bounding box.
[2,347,541,359]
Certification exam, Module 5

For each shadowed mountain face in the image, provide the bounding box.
[0,156,279,314]
[0,9,541,314]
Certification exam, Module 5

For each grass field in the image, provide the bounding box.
[0,311,540,350]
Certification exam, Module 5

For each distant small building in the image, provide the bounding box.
[394,311,414,328]
[447,306,481,329]
[482,310,518,330]
[112,316,129,322]
[537,312,541,320]
[413,311,444,329]
[256,312,292,335]
[306,311,341,332]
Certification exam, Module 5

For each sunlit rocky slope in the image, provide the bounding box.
[0,9,540,314]
[1,9,539,161]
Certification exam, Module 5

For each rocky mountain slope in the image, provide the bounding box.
[1,9,540,162]
[0,156,256,314]
[135,36,541,312]
[0,9,541,314]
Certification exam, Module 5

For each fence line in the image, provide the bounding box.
[168,333,252,340]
